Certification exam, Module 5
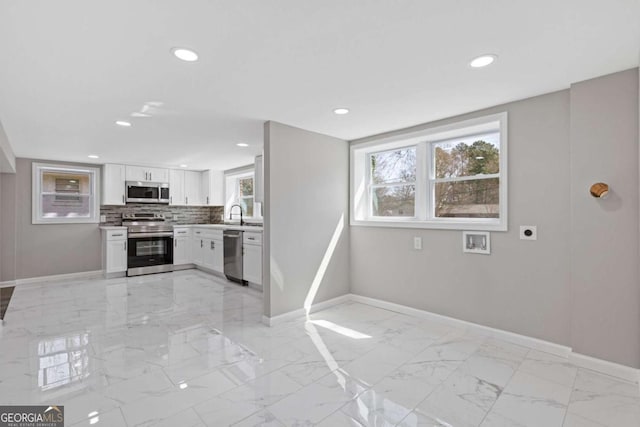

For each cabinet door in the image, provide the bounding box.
[125,165,147,181]
[107,240,127,273]
[243,244,262,285]
[148,167,169,183]
[102,164,126,205]
[201,171,210,205]
[212,238,224,272]
[202,238,215,270]
[173,236,191,265]
[169,169,185,206]
[201,170,224,206]
[184,171,202,205]
[192,236,204,266]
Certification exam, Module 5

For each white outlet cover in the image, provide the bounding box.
[520,225,537,240]
[413,236,422,250]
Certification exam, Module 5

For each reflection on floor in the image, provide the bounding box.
[0,270,638,426]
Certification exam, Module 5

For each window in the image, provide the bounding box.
[238,176,254,217]
[370,147,416,217]
[351,113,507,230]
[32,163,100,224]
[224,169,262,220]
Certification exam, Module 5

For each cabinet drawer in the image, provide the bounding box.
[243,232,262,245]
[173,228,191,237]
[106,229,127,241]
[193,228,223,239]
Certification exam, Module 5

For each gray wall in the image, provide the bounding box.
[569,69,639,368]
[1,158,102,281]
[0,171,17,282]
[351,90,572,346]
[264,121,350,318]
[350,69,639,368]
[0,121,16,173]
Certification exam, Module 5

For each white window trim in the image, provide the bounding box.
[32,162,101,224]
[350,112,508,231]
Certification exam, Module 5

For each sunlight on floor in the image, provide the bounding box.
[308,319,372,340]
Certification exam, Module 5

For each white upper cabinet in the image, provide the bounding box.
[125,165,169,182]
[102,164,126,205]
[149,167,169,183]
[202,170,224,206]
[254,155,264,203]
[184,171,202,205]
[169,169,186,205]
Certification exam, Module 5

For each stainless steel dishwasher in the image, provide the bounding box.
[223,230,246,285]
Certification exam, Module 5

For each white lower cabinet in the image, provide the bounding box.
[173,227,192,265]
[102,228,128,277]
[243,232,262,285]
[192,234,204,266]
[191,229,223,273]
[202,238,223,273]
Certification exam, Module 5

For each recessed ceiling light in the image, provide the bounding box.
[115,120,132,127]
[333,108,350,115]
[131,112,151,118]
[88,155,99,159]
[470,54,497,68]
[172,47,198,62]
[236,143,249,147]
[180,164,188,168]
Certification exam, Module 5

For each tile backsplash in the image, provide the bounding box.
[100,204,225,226]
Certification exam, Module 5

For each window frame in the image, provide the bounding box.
[32,162,101,224]
[350,112,508,231]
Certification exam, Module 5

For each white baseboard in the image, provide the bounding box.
[569,352,640,384]
[349,294,571,358]
[349,293,638,384]
[0,280,16,288]
[3,270,104,287]
[262,294,352,327]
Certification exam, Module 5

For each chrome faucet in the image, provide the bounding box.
[229,204,244,225]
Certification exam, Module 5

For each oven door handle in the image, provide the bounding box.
[128,232,174,238]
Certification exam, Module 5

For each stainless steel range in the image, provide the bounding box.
[123,213,174,276]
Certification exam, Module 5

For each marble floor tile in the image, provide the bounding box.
[268,371,366,426]
[518,350,577,387]
[194,395,263,426]
[341,388,413,427]
[482,371,572,427]
[417,370,501,427]
[232,410,284,427]
[68,407,128,427]
[1,271,640,426]
[566,369,640,427]
[316,410,365,427]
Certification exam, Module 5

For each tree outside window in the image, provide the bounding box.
[433,132,500,219]
[239,177,254,217]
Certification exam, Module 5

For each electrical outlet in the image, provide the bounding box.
[173,215,179,221]
[413,236,423,250]
[520,226,537,240]
[100,215,106,223]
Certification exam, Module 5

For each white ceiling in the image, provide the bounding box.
[0,1,638,171]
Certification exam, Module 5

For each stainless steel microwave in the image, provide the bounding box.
[126,181,170,204]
